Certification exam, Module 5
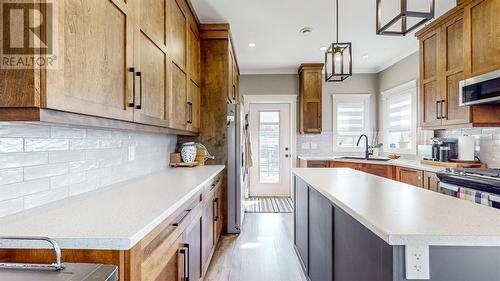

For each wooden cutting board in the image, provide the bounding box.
[420,159,487,168]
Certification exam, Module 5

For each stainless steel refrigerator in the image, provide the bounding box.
[227,103,245,233]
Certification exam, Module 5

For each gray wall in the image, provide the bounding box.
[378,52,419,93]
[240,73,379,131]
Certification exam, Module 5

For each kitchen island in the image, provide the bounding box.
[293,168,500,281]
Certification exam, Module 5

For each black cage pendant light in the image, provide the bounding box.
[325,0,352,82]
[376,0,435,35]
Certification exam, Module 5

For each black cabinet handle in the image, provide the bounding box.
[441,99,446,119]
[179,243,189,281]
[171,209,191,226]
[136,72,142,110]
[187,102,193,124]
[436,101,441,119]
[232,85,236,100]
[128,68,135,107]
[213,198,219,222]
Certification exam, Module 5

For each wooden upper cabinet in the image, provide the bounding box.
[134,0,169,127]
[299,64,324,134]
[463,0,500,78]
[169,0,187,69]
[441,14,470,126]
[44,0,135,121]
[419,30,442,128]
[417,1,500,129]
[170,63,188,130]
[188,80,201,132]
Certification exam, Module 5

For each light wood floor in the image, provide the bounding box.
[204,213,307,281]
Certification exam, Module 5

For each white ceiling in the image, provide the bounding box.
[191,0,456,74]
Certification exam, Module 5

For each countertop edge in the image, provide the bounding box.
[0,166,226,251]
[293,169,500,247]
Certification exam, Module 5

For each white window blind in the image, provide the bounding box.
[332,94,371,151]
[382,81,417,154]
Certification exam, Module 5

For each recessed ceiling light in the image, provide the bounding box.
[320,47,327,51]
[299,27,313,36]
[362,54,369,59]
[248,43,256,48]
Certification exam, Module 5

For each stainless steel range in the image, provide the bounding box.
[436,168,500,209]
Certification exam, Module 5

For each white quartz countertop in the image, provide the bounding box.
[298,155,444,173]
[293,168,500,247]
[0,165,225,250]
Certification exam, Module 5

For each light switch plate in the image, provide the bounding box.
[405,244,430,279]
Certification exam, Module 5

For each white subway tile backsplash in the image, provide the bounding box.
[69,160,99,173]
[0,179,50,201]
[0,198,24,217]
[24,163,69,180]
[49,150,85,163]
[0,123,175,217]
[0,152,48,169]
[50,172,86,189]
[24,187,69,209]
[25,138,69,152]
[0,123,50,138]
[0,168,23,186]
[50,127,86,139]
[70,139,100,150]
[0,138,24,153]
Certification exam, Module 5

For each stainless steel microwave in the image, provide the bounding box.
[459,69,500,106]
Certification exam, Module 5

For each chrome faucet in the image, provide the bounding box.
[356,134,369,160]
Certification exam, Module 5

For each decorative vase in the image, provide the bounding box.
[181,142,197,163]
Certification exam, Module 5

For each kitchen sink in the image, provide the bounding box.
[338,156,391,162]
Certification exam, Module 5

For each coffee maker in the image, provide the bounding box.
[431,137,458,162]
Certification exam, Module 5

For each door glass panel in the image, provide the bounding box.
[259,111,280,183]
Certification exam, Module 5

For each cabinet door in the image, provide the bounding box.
[187,80,200,132]
[424,171,440,192]
[308,187,333,281]
[188,22,201,86]
[441,14,470,126]
[214,185,224,241]
[294,177,309,273]
[185,216,203,281]
[361,164,394,179]
[420,30,443,128]
[152,234,184,281]
[463,0,500,78]
[232,60,239,103]
[228,48,235,104]
[202,194,214,264]
[45,0,134,121]
[395,167,424,188]
[300,68,322,134]
[134,0,169,126]
[169,0,187,69]
[170,63,188,130]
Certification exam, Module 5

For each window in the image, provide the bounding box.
[258,111,280,183]
[332,94,371,151]
[382,80,417,154]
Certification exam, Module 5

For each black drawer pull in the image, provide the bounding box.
[171,209,191,226]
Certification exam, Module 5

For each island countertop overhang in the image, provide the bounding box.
[293,168,500,247]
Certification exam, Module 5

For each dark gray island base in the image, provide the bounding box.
[294,176,500,281]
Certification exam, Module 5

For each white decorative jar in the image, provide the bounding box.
[181,142,197,163]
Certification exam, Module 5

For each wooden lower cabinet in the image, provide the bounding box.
[329,161,361,170]
[395,167,424,188]
[307,160,330,168]
[360,164,395,179]
[423,171,441,192]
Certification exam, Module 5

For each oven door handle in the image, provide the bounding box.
[439,182,459,192]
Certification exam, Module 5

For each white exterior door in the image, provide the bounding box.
[248,103,291,197]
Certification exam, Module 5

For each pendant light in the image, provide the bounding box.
[324,0,352,82]
[376,0,435,35]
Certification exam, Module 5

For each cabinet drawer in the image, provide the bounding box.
[307,161,329,168]
[330,161,362,170]
[360,164,395,179]
[141,191,202,280]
